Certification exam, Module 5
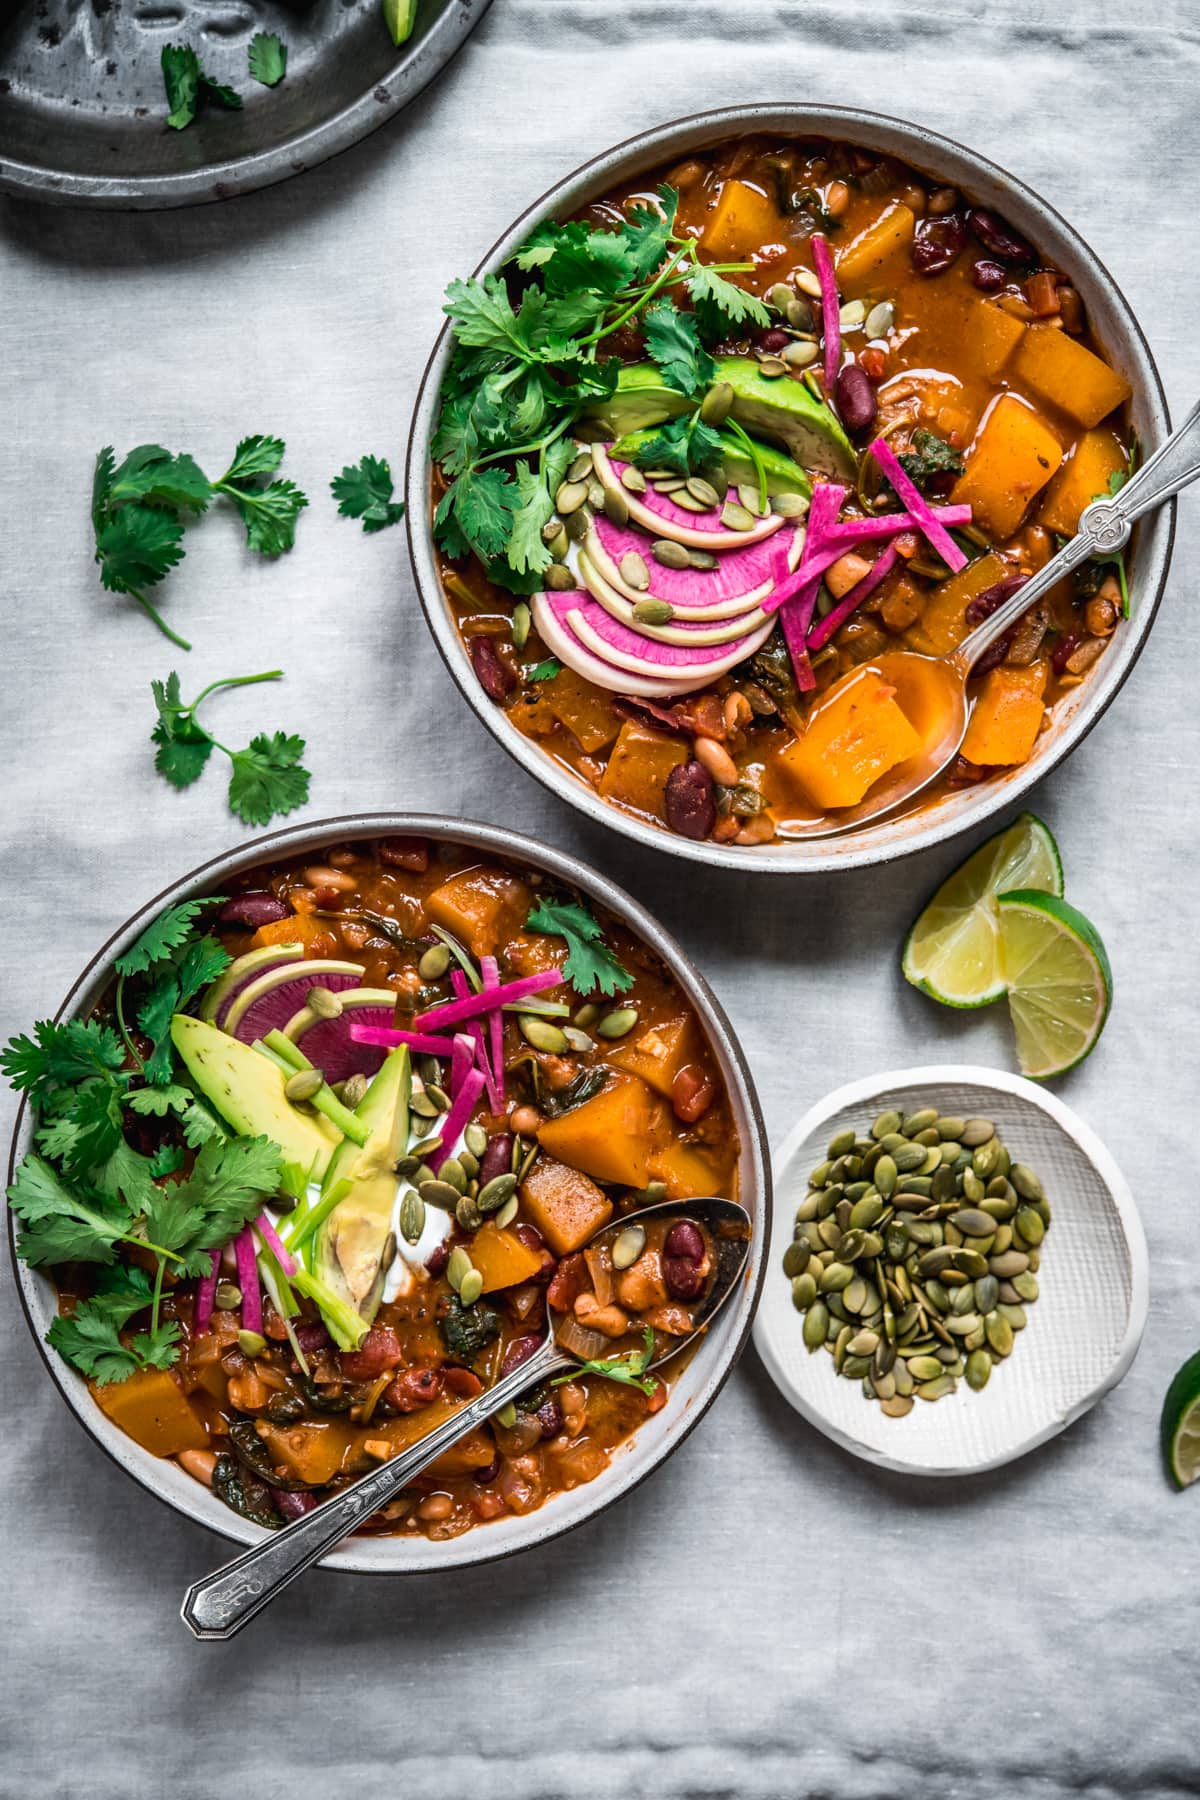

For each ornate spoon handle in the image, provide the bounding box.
[181,1335,570,1641]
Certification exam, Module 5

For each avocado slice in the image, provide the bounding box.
[586,358,856,481]
[610,425,813,502]
[171,1014,341,1191]
[313,1047,412,1324]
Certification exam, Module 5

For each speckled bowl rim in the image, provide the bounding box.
[6,814,770,1575]
[752,1064,1149,1476]
[405,103,1174,874]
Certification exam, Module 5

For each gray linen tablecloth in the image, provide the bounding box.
[3,2,1199,1794]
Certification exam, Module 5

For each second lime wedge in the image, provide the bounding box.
[902,812,1063,1007]
[383,0,418,46]
[997,890,1112,1078]
[1162,1351,1200,1489]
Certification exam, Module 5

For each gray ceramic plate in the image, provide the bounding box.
[0,0,493,209]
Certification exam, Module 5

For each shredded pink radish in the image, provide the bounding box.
[415,969,561,1030]
[769,482,846,689]
[350,1025,457,1054]
[780,590,820,692]
[235,1227,263,1333]
[450,973,499,1110]
[255,1212,297,1279]
[450,1027,477,1100]
[811,234,840,392]
[429,1067,486,1174]
[824,503,972,541]
[807,543,901,652]
[481,955,506,1111]
[868,437,968,572]
[195,1248,221,1334]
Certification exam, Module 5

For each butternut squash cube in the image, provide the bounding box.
[961,661,1049,767]
[598,720,688,822]
[650,1139,736,1202]
[1037,427,1127,537]
[950,394,1064,541]
[425,867,533,958]
[909,552,1012,657]
[536,1073,664,1192]
[469,1220,547,1293]
[701,180,784,258]
[776,667,922,811]
[520,1154,613,1256]
[92,1367,210,1458]
[545,665,622,754]
[834,202,916,287]
[1010,326,1132,429]
[610,1013,700,1099]
[974,301,1026,379]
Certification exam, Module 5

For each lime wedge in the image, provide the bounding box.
[996,890,1112,1078]
[902,813,1063,1007]
[383,0,418,46]
[1162,1351,1200,1488]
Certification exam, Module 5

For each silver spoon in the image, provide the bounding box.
[181,1196,751,1639]
[781,395,1200,839]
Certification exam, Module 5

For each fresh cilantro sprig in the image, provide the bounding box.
[632,413,726,480]
[523,657,562,683]
[92,437,307,648]
[46,1269,181,1384]
[331,455,406,532]
[151,669,311,827]
[526,895,633,999]
[553,1325,657,1397]
[162,44,242,131]
[248,32,287,87]
[433,184,770,589]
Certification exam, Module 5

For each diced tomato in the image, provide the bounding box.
[442,1367,484,1400]
[339,1328,403,1380]
[384,1367,442,1412]
[546,1252,589,1313]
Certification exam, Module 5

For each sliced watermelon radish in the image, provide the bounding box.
[592,446,785,550]
[578,549,768,646]
[544,588,774,685]
[201,942,306,1027]
[224,959,365,1040]
[531,593,690,697]
[586,518,802,617]
[282,988,400,1084]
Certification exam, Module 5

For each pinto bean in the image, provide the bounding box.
[218,893,290,929]
[664,760,715,840]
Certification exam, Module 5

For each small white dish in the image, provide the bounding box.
[752,1066,1148,1476]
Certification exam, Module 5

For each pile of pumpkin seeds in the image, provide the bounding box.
[784,1107,1049,1416]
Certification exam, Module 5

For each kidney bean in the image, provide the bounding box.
[665,760,715,841]
[968,208,1032,263]
[479,1132,514,1188]
[378,836,429,872]
[971,258,1006,292]
[513,1222,555,1281]
[536,1395,564,1439]
[499,1333,544,1377]
[385,1367,442,1412]
[671,1064,716,1124]
[470,636,516,703]
[339,1327,403,1381]
[425,1241,451,1277]
[665,1220,705,1262]
[834,363,877,434]
[756,327,792,353]
[663,1256,705,1300]
[293,1322,331,1353]
[965,574,1028,628]
[911,213,966,275]
[272,1489,317,1521]
[472,1455,501,1485]
[218,892,289,929]
[442,1366,484,1399]
[546,1251,587,1312]
[1052,631,1083,675]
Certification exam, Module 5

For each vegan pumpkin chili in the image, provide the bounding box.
[5,837,741,1541]
[431,136,1134,846]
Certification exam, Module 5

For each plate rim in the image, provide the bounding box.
[751,1061,1149,1477]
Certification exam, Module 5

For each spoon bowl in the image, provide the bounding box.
[182,1195,751,1638]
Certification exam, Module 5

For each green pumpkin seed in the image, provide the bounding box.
[843,1276,868,1313]
[827,1128,857,1158]
[818,1261,853,1293]
[916,1375,957,1401]
[936,1116,965,1141]
[399,1190,426,1245]
[1015,1205,1045,1246]
[410,1090,439,1120]
[873,1154,898,1197]
[960,1118,995,1147]
[425,1084,451,1114]
[906,1355,946,1382]
[306,986,344,1021]
[596,1008,638,1040]
[612,1224,646,1271]
[803,1300,830,1350]
[495,1196,519,1229]
[214,1282,242,1311]
[1013,1272,1040,1301]
[795,1191,822,1223]
[417,1178,462,1213]
[949,1208,995,1238]
[849,1194,885,1230]
[791,1273,817,1311]
[685,476,721,509]
[782,1241,811,1279]
[519,1015,569,1053]
[555,479,589,516]
[478,1173,517,1214]
[651,538,692,570]
[902,1108,938,1135]
[972,1141,1001,1179]
[632,598,675,626]
[881,1394,915,1417]
[774,490,810,518]
[931,1164,958,1204]
[848,1329,879,1356]
[284,1068,324,1103]
[699,381,735,426]
[445,1247,472,1294]
[988,1250,1029,1278]
[893,1143,928,1174]
[973,1274,1000,1315]
[721,499,757,531]
[618,550,651,591]
[458,1269,483,1307]
[833,1324,853,1372]
[455,1195,482,1232]
[437,1156,467,1194]
[985,1311,1014,1357]
[464,1122,489,1159]
[603,486,630,527]
[871,1110,902,1141]
[808,1160,831,1189]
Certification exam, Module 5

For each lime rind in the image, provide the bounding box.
[996,889,1113,1079]
[902,812,1063,1009]
[1162,1349,1200,1489]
